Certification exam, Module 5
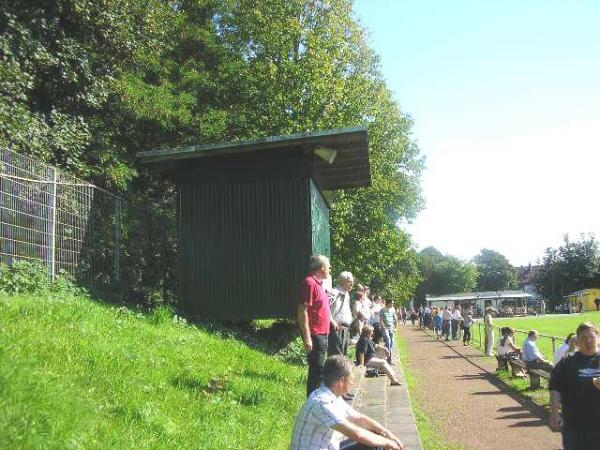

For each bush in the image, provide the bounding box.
[0,261,84,296]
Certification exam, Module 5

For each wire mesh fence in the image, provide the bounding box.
[0,148,176,303]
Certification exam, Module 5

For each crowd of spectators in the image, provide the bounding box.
[403,301,600,450]
[293,255,405,450]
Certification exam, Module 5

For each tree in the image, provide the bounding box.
[535,234,600,306]
[1,0,424,305]
[415,247,478,305]
[473,248,518,291]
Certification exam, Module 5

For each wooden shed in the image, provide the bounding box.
[137,127,370,320]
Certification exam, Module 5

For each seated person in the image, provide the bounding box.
[521,329,553,372]
[291,356,403,450]
[355,326,401,386]
[498,327,521,359]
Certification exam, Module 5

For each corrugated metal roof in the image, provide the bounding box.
[136,127,370,190]
[426,290,533,302]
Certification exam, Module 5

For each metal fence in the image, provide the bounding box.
[472,322,561,360]
[0,148,176,302]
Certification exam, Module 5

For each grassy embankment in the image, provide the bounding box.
[0,292,305,449]
[395,334,465,450]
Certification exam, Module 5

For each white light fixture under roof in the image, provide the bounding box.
[314,146,338,164]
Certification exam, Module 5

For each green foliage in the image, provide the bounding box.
[473,248,518,291]
[415,246,478,304]
[1,0,424,305]
[535,234,600,305]
[0,260,82,296]
[0,291,306,449]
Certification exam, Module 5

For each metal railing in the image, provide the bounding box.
[0,148,176,302]
[472,322,561,360]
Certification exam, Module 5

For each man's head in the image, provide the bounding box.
[322,356,354,395]
[309,254,330,280]
[528,330,538,341]
[337,271,354,292]
[576,322,600,355]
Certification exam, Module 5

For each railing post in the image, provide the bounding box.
[478,322,482,348]
[551,337,556,357]
[48,167,57,280]
[114,198,121,283]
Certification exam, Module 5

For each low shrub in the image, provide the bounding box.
[0,261,84,296]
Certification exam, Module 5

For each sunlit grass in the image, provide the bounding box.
[0,293,305,449]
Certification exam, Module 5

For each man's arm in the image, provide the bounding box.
[297,304,312,352]
[332,420,402,450]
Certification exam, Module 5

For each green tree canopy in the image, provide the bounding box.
[415,246,478,304]
[535,234,600,305]
[472,248,518,291]
[1,0,424,304]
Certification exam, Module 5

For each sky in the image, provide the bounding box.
[353,0,600,267]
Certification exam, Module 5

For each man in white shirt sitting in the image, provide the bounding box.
[291,356,403,450]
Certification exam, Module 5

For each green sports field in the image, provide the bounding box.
[473,311,600,361]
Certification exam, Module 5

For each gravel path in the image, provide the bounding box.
[398,325,563,450]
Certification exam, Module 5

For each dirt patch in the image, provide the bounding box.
[398,326,562,450]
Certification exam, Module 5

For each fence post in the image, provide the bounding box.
[478,322,482,348]
[48,167,57,280]
[551,336,556,357]
[114,198,121,283]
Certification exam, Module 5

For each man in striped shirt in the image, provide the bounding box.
[291,356,403,450]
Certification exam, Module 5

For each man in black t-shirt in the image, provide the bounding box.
[549,322,600,450]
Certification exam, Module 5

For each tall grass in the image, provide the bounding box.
[0,292,305,449]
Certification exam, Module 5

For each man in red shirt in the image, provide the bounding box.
[298,254,333,397]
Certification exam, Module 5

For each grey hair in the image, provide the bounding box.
[338,271,354,283]
[322,355,352,387]
[309,254,330,272]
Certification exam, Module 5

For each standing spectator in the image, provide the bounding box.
[328,271,354,358]
[539,298,546,315]
[434,308,443,340]
[380,299,397,364]
[462,312,473,345]
[550,322,600,449]
[484,307,496,356]
[553,333,577,364]
[451,306,462,340]
[290,356,404,450]
[298,254,333,397]
[595,297,600,311]
[401,307,407,326]
[423,305,432,329]
[352,286,370,338]
[370,295,384,343]
[441,306,453,342]
[410,309,417,326]
[521,330,554,372]
[356,326,401,386]
[417,306,424,327]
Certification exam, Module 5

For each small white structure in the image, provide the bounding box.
[426,290,533,317]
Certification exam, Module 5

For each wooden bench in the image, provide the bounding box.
[507,358,551,389]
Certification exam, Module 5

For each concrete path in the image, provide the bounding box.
[397,325,563,450]
[353,350,423,450]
